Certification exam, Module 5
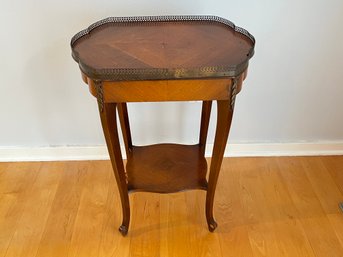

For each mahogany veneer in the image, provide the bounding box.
[126,144,208,193]
[71,15,255,236]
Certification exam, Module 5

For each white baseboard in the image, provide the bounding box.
[0,142,342,162]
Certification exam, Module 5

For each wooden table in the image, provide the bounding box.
[70,15,255,236]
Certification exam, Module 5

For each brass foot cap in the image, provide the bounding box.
[119,225,128,236]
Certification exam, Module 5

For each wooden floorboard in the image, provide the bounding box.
[0,156,342,257]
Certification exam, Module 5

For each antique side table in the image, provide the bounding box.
[71,15,255,236]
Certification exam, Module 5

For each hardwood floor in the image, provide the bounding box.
[0,156,343,257]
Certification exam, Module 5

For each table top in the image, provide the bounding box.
[71,15,255,81]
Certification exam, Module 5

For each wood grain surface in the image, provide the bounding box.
[1,156,343,257]
[126,144,208,193]
[73,21,252,70]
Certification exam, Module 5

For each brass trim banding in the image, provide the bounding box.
[230,77,238,111]
[94,80,104,112]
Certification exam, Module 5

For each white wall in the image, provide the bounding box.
[1,0,343,149]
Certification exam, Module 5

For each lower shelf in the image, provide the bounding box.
[126,144,208,193]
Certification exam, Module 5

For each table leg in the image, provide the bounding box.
[99,103,130,236]
[199,101,212,156]
[117,103,133,158]
[206,100,233,232]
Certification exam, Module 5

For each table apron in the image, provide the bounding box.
[86,78,245,103]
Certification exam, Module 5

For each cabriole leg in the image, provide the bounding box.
[117,102,133,158]
[206,100,233,232]
[99,102,130,236]
[199,101,212,156]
